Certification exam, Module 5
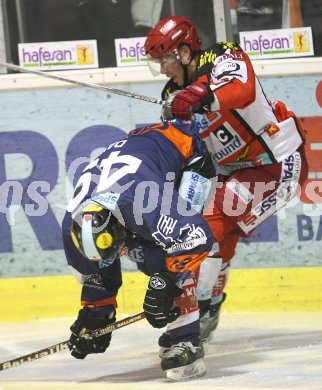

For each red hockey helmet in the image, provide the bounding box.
[144,16,201,59]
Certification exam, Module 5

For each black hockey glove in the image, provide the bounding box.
[68,305,116,359]
[143,271,183,328]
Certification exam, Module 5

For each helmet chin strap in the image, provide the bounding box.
[182,64,190,88]
[181,50,199,88]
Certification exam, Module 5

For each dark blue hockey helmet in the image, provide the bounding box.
[71,203,126,263]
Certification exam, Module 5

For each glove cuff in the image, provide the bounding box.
[199,82,215,106]
[71,305,116,334]
[85,306,116,330]
[162,90,181,120]
[148,270,177,289]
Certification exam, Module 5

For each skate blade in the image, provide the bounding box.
[201,332,214,344]
[159,347,167,358]
[166,358,207,381]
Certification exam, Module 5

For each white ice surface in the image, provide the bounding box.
[0,312,322,390]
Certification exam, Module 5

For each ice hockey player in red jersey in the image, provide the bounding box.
[145,16,308,347]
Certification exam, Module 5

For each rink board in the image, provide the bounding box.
[1,267,322,321]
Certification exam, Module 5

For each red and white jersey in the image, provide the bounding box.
[193,42,305,175]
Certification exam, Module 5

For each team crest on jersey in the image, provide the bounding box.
[168,224,207,253]
[152,215,178,248]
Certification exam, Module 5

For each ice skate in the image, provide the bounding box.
[200,293,226,342]
[160,337,206,380]
[158,331,172,358]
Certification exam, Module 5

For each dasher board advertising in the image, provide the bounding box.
[18,40,99,71]
[239,27,314,59]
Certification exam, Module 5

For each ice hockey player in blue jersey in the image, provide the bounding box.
[62,119,217,380]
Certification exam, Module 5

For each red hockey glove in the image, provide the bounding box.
[162,82,214,121]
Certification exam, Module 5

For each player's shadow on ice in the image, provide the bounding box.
[83,329,322,383]
[83,365,164,382]
[203,329,322,378]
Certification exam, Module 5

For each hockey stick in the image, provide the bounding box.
[0,311,145,371]
[0,61,163,105]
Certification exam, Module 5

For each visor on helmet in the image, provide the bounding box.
[71,203,126,264]
[147,51,180,77]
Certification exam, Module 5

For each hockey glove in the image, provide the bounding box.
[68,305,116,359]
[162,81,214,121]
[143,271,183,328]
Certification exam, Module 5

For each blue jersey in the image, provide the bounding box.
[63,120,214,306]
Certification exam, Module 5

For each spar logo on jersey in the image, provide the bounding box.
[186,173,205,203]
[255,186,289,217]
[92,192,120,210]
[194,115,209,132]
[194,111,223,133]
[281,152,301,184]
[178,171,211,213]
[238,185,289,232]
[238,152,301,233]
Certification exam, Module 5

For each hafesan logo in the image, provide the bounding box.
[293,31,310,53]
